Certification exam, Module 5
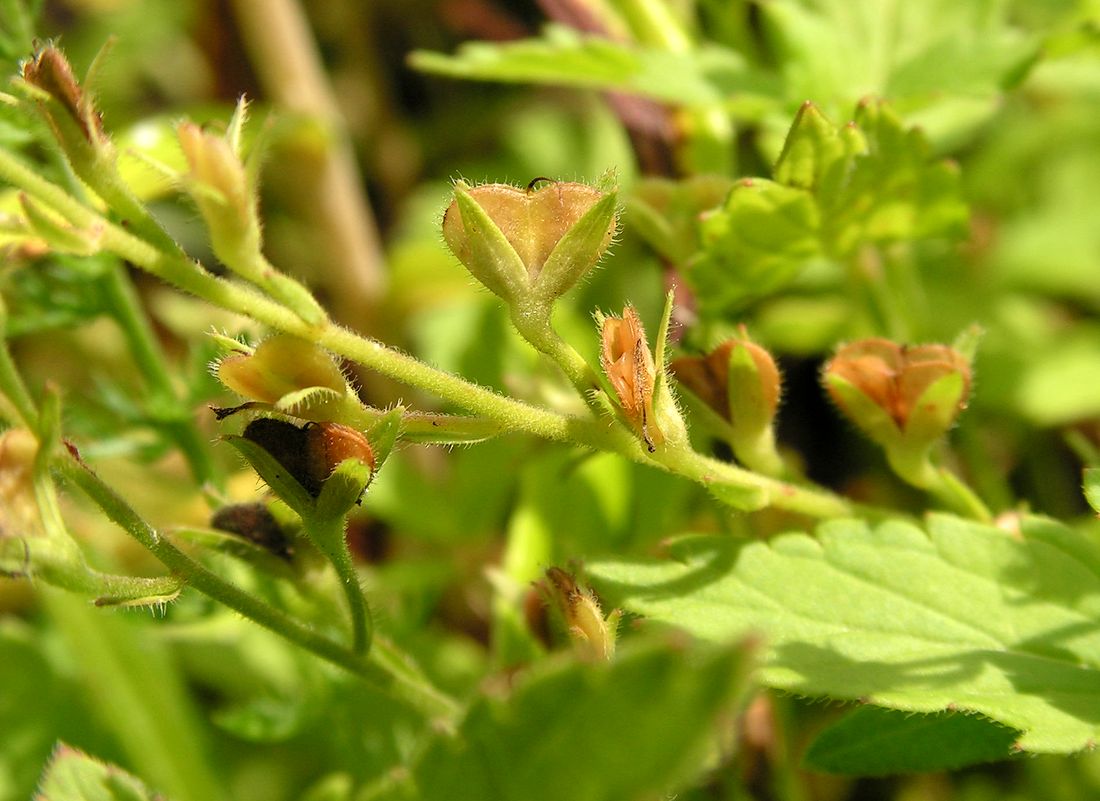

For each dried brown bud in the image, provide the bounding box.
[671,337,781,424]
[600,305,663,451]
[542,567,620,661]
[22,46,104,145]
[825,339,970,440]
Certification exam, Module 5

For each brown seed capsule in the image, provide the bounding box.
[600,305,663,451]
[443,181,611,282]
[210,502,291,559]
[242,418,374,497]
[824,339,970,435]
[671,337,781,424]
[305,422,376,489]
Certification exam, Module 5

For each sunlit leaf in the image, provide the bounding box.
[590,513,1100,755]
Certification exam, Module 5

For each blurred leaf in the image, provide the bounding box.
[1085,469,1100,515]
[625,175,733,266]
[1013,327,1100,426]
[0,0,39,65]
[803,706,1018,775]
[760,0,1036,144]
[3,255,115,337]
[410,24,779,108]
[688,101,967,316]
[37,745,165,801]
[590,513,1100,755]
[0,623,69,801]
[689,177,822,312]
[403,638,752,801]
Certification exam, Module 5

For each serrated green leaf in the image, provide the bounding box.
[407,638,752,801]
[760,0,1036,143]
[624,175,733,265]
[37,744,165,801]
[774,102,863,191]
[589,513,1100,754]
[410,24,778,108]
[688,178,821,312]
[803,706,1019,775]
[827,101,969,250]
[689,101,968,318]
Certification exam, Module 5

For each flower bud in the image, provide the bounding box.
[217,334,348,416]
[672,333,784,474]
[671,336,781,431]
[442,179,617,304]
[178,120,260,266]
[824,339,971,476]
[541,567,620,661]
[599,305,663,451]
[21,46,110,159]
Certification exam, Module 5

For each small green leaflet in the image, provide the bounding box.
[37,745,166,801]
[589,513,1100,755]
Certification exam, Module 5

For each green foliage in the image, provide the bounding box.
[589,514,1100,753]
[803,706,1019,775]
[399,638,752,801]
[409,24,778,109]
[36,746,165,801]
[2,2,1100,800]
[688,100,968,315]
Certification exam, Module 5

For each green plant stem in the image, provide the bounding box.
[0,334,37,428]
[0,149,856,519]
[99,264,218,485]
[509,306,606,410]
[56,452,460,722]
[886,448,992,522]
[655,444,852,518]
[615,0,692,51]
[306,514,372,654]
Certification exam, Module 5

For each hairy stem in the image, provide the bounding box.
[57,453,460,721]
[0,148,856,519]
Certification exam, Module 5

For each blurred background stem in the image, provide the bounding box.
[229,0,386,330]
